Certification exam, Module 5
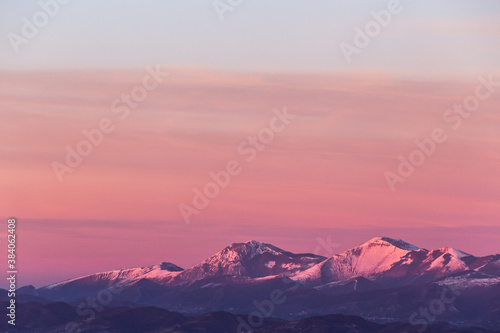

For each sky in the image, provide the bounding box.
[0,1,499,288]
[1,0,500,74]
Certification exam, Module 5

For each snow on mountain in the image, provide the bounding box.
[438,247,471,259]
[477,258,500,276]
[41,237,499,292]
[422,249,469,276]
[436,271,500,288]
[292,237,478,285]
[293,237,420,283]
[168,240,326,285]
[461,254,500,276]
[374,237,420,251]
[43,262,183,290]
[42,240,325,290]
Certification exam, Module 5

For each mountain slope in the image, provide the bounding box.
[168,240,326,285]
[292,237,476,285]
[40,237,500,292]
[39,240,326,296]
[25,237,500,329]
[38,262,183,301]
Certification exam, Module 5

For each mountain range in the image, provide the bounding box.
[4,237,500,331]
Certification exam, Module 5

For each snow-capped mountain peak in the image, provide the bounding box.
[34,238,500,330]
[42,261,184,290]
[292,237,487,285]
[167,240,326,284]
[292,237,422,284]
[436,247,471,259]
[362,237,420,251]
[158,262,184,271]
[40,237,499,296]
[216,240,285,261]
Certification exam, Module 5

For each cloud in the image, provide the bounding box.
[1,68,499,228]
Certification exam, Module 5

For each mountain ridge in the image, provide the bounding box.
[12,237,500,329]
[40,237,499,290]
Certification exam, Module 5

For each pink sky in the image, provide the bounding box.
[1,68,499,287]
